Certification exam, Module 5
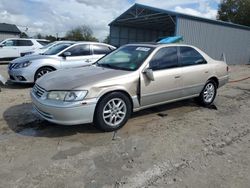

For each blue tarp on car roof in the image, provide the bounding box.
[157,36,183,44]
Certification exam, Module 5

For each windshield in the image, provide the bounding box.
[96,45,154,71]
[43,43,73,55]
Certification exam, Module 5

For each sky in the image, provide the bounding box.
[0,0,220,40]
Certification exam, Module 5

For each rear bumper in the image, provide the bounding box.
[31,91,97,125]
[218,75,229,88]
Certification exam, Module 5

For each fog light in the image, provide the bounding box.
[16,76,26,81]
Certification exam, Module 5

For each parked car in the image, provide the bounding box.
[20,41,72,56]
[0,38,49,60]
[8,42,116,83]
[31,43,229,131]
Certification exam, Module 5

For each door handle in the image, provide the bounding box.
[175,76,181,79]
[85,59,91,63]
[204,71,209,73]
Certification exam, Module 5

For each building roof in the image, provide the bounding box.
[110,3,250,31]
[0,23,21,34]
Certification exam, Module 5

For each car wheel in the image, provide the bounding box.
[35,67,54,81]
[94,92,132,132]
[197,80,217,106]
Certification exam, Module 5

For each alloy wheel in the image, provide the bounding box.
[102,98,127,127]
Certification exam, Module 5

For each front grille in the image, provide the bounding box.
[33,84,46,98]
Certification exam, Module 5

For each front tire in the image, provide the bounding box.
[94,92,132,132]
[35,67,54,81]
[197,80,217,106]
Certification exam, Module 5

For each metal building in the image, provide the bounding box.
[109,4,250,64]
[0,23,21,41]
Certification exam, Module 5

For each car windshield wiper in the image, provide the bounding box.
[97,63,116,69]
[97,63,132,71]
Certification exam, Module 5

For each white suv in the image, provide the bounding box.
[0,38,49,60]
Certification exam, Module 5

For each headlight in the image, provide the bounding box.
[14,61,32,69]
[47,91,88,102]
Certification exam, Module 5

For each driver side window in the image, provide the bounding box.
[149,47,178,70]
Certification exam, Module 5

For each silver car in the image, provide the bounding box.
[31,43,229,131]
[8,42,116,83]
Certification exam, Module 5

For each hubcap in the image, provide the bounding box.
[37,69,51,79]
[103,98,127,127]
[203,83,215,103]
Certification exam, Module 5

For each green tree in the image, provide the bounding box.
[65,25,98,41]
[103,35,110,44]
[45,35,57,42]
[35,33,43,39]
[217,0,250,27]
[20,32,28,38]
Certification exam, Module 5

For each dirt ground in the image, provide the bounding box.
[0,64,249,188]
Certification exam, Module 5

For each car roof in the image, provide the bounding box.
[73,41,115,48]
[124,42,195,48]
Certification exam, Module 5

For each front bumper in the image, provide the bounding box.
[31,91,97,125]
[8,67,34,83]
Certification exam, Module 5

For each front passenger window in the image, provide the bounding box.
[149,47,178,70]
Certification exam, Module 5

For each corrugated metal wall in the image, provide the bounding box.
[110,25,170,47]
[176,17,250,64]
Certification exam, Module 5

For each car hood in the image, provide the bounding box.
[36,65,134,91]
[11,54,57,64]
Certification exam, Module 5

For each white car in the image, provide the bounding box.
[0,38,49,60]
[20,41,72,57]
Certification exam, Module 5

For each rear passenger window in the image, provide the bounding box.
[149,47,178,70]
[65,44,91,56]
[17,40,33,46]
[92,45,112,55]
[179,47,206,66]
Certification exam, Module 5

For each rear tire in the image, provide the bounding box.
[197,80,217,106]
[94,92,132,132]
[35,67,54,81]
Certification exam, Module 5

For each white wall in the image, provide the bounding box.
[0,33,20,41]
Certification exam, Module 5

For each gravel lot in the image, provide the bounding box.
[0,64,250,188]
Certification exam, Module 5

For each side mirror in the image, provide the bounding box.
[62,51,71,58]
[143,68,155,81]
[0,44,3,48]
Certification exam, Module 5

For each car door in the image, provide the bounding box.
[0,39,19,58]
[178,46,211,97]
[92,44,113,62]
[140,47,182,107]
[60,44,94,68]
